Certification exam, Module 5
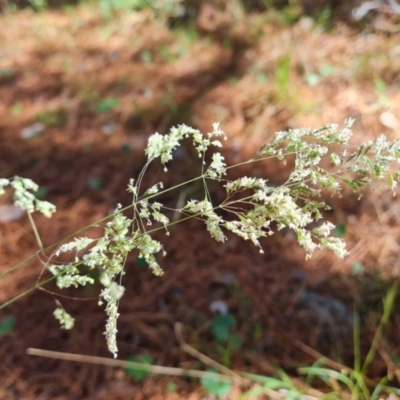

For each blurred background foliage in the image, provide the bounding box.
[0,0,371,21]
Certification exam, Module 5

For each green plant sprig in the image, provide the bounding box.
[2,120,400,358]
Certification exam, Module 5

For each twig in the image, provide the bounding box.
[26,348,243,382]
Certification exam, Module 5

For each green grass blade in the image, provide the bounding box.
[362,281,398,374]
[298,367,355,392]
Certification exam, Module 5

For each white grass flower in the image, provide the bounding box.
[54,308,75,330]
[207,152,227,179]
[8,119,400,359]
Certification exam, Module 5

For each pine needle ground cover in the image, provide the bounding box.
[1,4,400,399]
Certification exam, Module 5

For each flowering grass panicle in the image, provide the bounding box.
[0,177,56,218]
[2,120,400,357]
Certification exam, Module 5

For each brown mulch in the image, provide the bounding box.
[1,4,400,399]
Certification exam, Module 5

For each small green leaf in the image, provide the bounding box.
[34,187,48,199]
[256,73,267,83]
[88,178,103,190]
[141,50,153,64]
[0,315,15,336]
[167,382,177,392]
[228,334,243,350]
[61,60,70,72]
[35,108,67,127]
[201,368,232,397]
[211,314,236,342]
[391,355,400,365]
[96,98,119,113]
[121,144,131,153]
[333,223,346,238]
[276,55,291,97]
[352,261,364,275]
[125,353,153,381]
[229,76,240,85]
[11,102,23,115]
[319,64,333,77]
[136,256,148,267]
[1,69,12,77]
[374,76,386,91]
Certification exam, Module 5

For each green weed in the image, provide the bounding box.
[312,7,333,30]
[201,367,232,397]
[304,64,334,86]
[35,108,67,127]
[125,353,154,381]
[351,261,365,275]
[0,315,15,337]
[24,283,400,400]
[11,102,23,116]
[333,222,346,238]
[96,98,119,113]
[299,282,400,399]
[166,382,177,392]
[275,54,291,100]
[29,0,48,12]
[211,313,243,368]
[374,76,390,108]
